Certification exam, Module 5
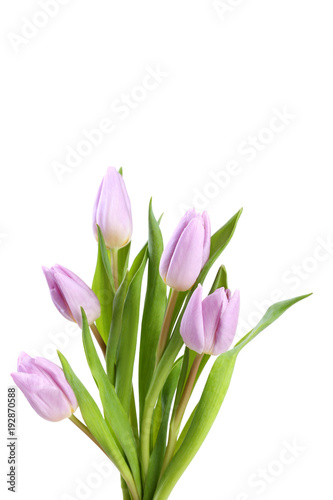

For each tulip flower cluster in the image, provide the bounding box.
[11,166,310,500]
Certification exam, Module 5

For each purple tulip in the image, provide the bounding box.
[42,265,101,328]
[159,209,211,291]
[11,353,78,422]
[180,284,240,355]
[93,167,133,249]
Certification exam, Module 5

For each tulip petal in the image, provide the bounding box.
[54,271,101,327]
[54,264,91,288]
[92,177,104,241]
[159,209,197,281]
[202,288,226,354]
[166,217,204,291]
[11,372,73,422]
[213,290,240,355]
[42,267,74,322]
[180,285,205,353]
[201,211,211,266]
[94,167,133,249]
[35,357,78,410]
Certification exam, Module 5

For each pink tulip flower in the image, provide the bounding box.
[11,353,77,422]
[180,284,240,355]
[159,209,211,291]
[93,167,133,249]
[42,265,101,328]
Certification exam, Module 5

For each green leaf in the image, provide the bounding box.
[139,200,167,422]
[174,404,197,454]
[129,244,148,282]
[92,226,115,343]
[118,242,131,285]
[172,348,189,413]
[234,294,312,351]
[116,248,148,415]
[199,208,242,285]
[210,264,228,291]
[153,293,311,500]
[130,388,139,445]
[106,272,130,385]
[57,351,136,493]
[80,310,141,498]
[151,394,163,451]
[144,360,182,500]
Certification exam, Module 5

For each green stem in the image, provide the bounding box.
[160,353,204,477]
[156,289,178,364]
[90,323,106,357]
[130,387,139,445]
[69,415,107,456]
[111,248,119,290]
[121,477,131,500]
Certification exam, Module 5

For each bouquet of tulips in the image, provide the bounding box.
[11,167,310,500]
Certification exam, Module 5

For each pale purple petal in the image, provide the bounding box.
[92,177,104,241]
[201,211,211,266]
[54,271,100,327]
[159,209,197,280]
[42,267,73,322]
[35,357,78,411]
[94,167,133,249]
[180,285,205,353]
[212,290,240,355]
[17,352,36,373]
[202,288,226,354]
[165,218,204,291]
[11,373,73,422]
[53,265,90,288]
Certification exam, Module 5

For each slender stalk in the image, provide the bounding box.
[69,415,107,456]
[90,323,106,357]
[156,289,179,364]
[130,387,139,445]
[111,248,119,290]
[160,353,204,477]
[121,477,131,500]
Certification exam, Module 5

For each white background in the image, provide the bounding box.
[0,1,332,499]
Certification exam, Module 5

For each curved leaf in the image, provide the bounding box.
[139,200,167,422]
[92,226,115,343]
[81,310,141,498]
[116,248,148,415]
[153,293,311,500]
[57,351,137,497]
[106,272,130,385]
[144,360,182,500]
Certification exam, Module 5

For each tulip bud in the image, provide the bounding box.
[159,209,211,291]
[11,353,78,422]
[180,284,240,355]
[42,264,101,328]
[92,167,133,249]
